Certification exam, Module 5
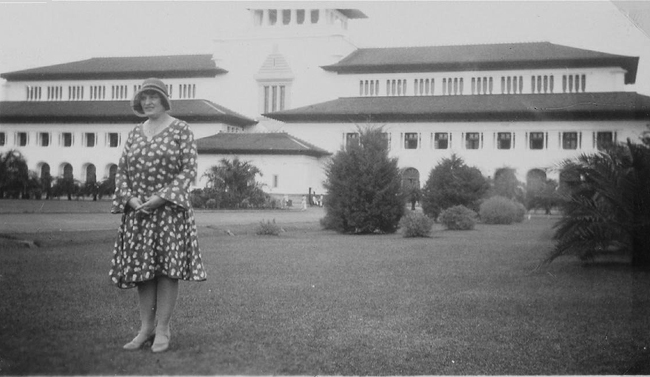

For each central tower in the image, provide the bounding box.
[209,7,367,124]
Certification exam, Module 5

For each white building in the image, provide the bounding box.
[1,6,649,200]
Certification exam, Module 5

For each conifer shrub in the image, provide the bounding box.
[399,211,434,238]
[256,219,282,236]
[322,127,405,234]
[439,205,478,230]
[479,196,520,224]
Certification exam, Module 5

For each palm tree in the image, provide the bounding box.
[549,139,650,267]
[202,158,263,208]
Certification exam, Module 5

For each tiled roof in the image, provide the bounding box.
[0,54,226,81]
[196,132,331,157]
[264,92,650,123]
[0,99,257,126]
[322,42,639,84]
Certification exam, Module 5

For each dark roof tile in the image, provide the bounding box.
[1,54,226,81]
[0,99,256,126]
[196,132,331,157]
[322,42,639,83]
[265,92,650,123]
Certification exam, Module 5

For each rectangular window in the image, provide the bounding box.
[562,132,578,150]
[62,132,73,147]
[273,175,279,188]
[108,133,120,148]
[262,84,287,113]
[345,132,359,149]
[16,132,28,146]
[497,132,512,150]
[465,132,480,150]
[596,132,614,150]
[0,132,5,146]
[529,132,545,150]
[404,133,419,149]
[39,132,50,147]
[434,133,449,149]
[85,133,96,147]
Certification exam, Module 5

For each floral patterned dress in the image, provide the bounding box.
[110,119,207,289]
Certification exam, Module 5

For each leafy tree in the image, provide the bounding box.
[83,181,100,201]
[52,176,82,200]
[421,154,490,219]
[202,158,266,209]
[0,150,31,199]
[98,176,116,200]
[322,127,404,234]
[548,138,650,267]
[41,171,53,199]
[525,178,560,214]
[490,167,524,202]
[405,183,421,211]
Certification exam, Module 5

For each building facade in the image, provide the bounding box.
[1,6,649,199]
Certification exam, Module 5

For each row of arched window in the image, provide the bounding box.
[38,162,117,184]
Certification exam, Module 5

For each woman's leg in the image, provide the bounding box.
[151,276,178,352]
[155,276,179,332]
[137,279,158,334]
[123,279,157,349]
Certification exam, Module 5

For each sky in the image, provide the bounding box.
[0,0,649,94]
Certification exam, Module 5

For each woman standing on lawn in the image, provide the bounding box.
[110,78,207,353]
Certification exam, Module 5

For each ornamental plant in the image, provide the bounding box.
[439,205,478,230]
[479,196,521,224]
[321,126,405,234]
[421,154,489,219]
[256,219,282,236]
[399,211,434,238]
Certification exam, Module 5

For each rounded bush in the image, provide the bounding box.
[439,205,477,230]
[399,211,434,238]
[205,199,218,209]
[479,196,521,224]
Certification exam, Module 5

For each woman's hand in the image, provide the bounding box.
[135,195,167,215]
[128,197,145,212]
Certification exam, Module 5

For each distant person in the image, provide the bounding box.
[110,78,207,353]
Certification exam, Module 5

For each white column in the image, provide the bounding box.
[262,9,269,26]
[290,9,297,25]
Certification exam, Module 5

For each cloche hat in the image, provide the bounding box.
[131,78,171,117]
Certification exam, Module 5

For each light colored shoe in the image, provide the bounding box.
[151,330,171,353]
[123,331,155,351]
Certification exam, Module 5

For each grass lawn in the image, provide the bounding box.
[1,215,650,375]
